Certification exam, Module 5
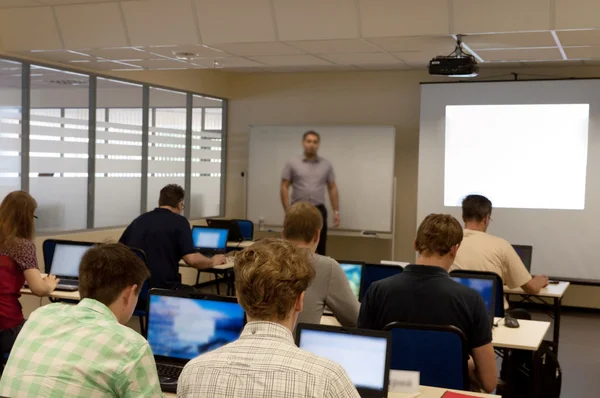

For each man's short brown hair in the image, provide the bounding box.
[283,201,323,243]
[158,184,185,207]
[462,194,492,222]
[415,214,463,257]
[234,238,315,321]
[79,243,150,306]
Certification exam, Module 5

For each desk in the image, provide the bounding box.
[178,259,235,295]
[20,286,80,301]
[504,282,569,353]
[227,240,254,249]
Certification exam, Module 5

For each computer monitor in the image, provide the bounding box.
[451,275,497,325]
[512,244,533,272]
[147,290,246,361]
[191,226,229,253]
[296,323,391,398]
[206,219,244,242]
[360,263,403,301]
[49,242,94,278]
[338,261,364,300]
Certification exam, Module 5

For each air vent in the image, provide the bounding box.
[46,79,88,86]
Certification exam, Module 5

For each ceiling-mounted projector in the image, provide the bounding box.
[429,35,479,77]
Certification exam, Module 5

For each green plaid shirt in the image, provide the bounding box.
[0,298,163,398]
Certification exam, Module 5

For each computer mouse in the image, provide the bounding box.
[504,316,520,329]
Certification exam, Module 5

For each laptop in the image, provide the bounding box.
[451,274,497,326]
[359,263,403,301]
[146,289,246,393]
[46,241,95,291]
[512,244,533,272]
[206,219,245,243]
[191,226,229,256]
[338,261,365,301]
[296,323,392,398]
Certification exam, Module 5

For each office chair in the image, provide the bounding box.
[384,322,470,390]
[130,247,150,337]
[234,219,254,241]
[450,269,505,318]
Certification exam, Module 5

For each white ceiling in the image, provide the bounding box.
[2,0,600,72]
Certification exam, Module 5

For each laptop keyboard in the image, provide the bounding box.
[58,279,78,286]
[157,363,183,380]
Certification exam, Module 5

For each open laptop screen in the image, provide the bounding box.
[297,325,390,397]
[191,227,229,251]
[512,244,533,272]
[339,262,363,300]
[451,276,496,321]
[147,294,245,361]
[50,243,92,277]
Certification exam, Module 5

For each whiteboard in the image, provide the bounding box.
[247,125,395,232]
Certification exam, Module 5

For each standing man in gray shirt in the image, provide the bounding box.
[281,130,339,255]
[283,201,359,327]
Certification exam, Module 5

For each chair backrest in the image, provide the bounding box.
[235,219,254,240]
[450,269,505,318]
[129,247,150,310]
[384,322,470,391]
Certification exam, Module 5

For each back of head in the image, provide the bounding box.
[79,243,150,307]
[0,191,37,248]
[283,201,323,243]
[158,184,185,208]
[462,194,492,222]
[234,238,315,321]
[415,214,463,257]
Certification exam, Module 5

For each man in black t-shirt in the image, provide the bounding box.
[120,184,226,290]
[358,214,497,393]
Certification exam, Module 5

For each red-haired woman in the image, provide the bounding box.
[0,191,59,359]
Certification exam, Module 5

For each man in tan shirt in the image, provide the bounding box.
[453,195,549,295]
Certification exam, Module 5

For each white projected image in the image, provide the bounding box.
[445,104,589,210]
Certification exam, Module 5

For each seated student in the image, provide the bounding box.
[283,201,359,326]
[178,238,360,398]
[358,214,497,393]
[0,191,59,363]
[0,243,163,397]
[120,184,225,290]
[452,194,549,295]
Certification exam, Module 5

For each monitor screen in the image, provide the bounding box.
[451,277,495,315]
[192,227,229,250]
[147,295,245,360]
[512,245,533,272]
[298,329,388,391]
[50,243,92,277]
[340,263,363,300]
[360,264,402,300]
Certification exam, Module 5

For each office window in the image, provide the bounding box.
[147,87,187,210]
[0,60,22,200]
[95,78,143,228]
[29,66,89,232]
[190,96,223,218]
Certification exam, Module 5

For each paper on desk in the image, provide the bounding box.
[389,370,420,395]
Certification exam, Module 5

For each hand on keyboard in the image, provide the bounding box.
[44,274,60,293]
[212,254,227,266]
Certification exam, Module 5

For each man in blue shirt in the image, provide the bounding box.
[120,184,225,290]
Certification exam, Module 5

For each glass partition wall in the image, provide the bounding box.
[0,58,226,233]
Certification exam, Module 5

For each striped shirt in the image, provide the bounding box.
[0,298,163,398]
[178,321,360,398]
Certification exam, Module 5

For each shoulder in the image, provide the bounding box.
[319,156,333,166]
[314,254,338,269]
[7,238,35,254]
[302,350,352,381]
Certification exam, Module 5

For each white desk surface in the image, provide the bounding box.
[503,281,569,298]
[178,259,234,270]
[320,316,549,352]
[166,387,496,398]
[20,286,80,301]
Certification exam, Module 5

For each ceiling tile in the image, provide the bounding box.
[147,44,227,58]
[358,64,413,71]
[55,3,128,48]
[564,46,600,60]
[273,0,358,41]
[393,51,437,66]
[463,32,556,50]
[79,47,154,60]
[0,0,42,7]
[556,0,600,30]
[0,7,62,50]
[68,59,142,70]
[194,0,276,44]
[39,0,123,4]
[212,42,302,56]
[248,54,332,66]
[121,0,198,46]
[191,57,263,68]
[477,48,562,62]
[320,52,401,65]
[557,30,600,46]
[22,50,92,62]
[367,36,456,52]
[360,0,450,37]
[453,0,551,33]
[126,58,190,69]
[286,39,379,54]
